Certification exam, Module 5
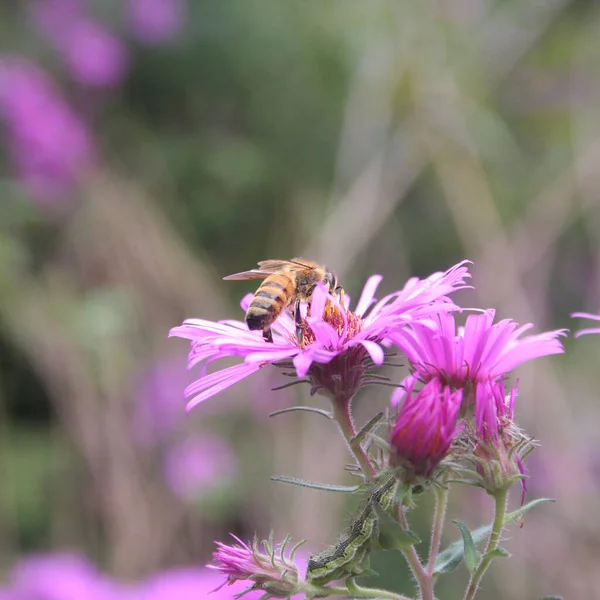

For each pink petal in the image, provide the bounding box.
[307,318,340,348]
[186,363,261,410]
[309,283,329,319]
[572,312,600,321]
[354,275,383,317]
[293,351,315,378]
[355,339,385,365]
[574,327,600,338]
[244,349,298,364]
[240,294,254,311]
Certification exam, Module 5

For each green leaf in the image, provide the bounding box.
[434,498,554,575]
[453,520,480,574]
[270,476,359,493]
[485,547,510,560]
[371,501,421,549]
[538,596,563,600]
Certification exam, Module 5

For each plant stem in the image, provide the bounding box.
[427,485,450,576]
[331,395,377,479]
[463,489,509,600]
[305,582,413,599]
[397,504,430,600]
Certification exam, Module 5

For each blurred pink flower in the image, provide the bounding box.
[132,357,190,447]
[169,261,472,411]
[7,554,266,600]
[391,379,462,479]
[0,57,96,201]
[571,312,600,337]
[30,0,129,87]
[128,0,186,44]
[390,310,566,403]
[136,568,264,600]
[10,553,118,600]
[162,434,237,501]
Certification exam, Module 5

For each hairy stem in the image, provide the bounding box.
[463,489,509,600]
[305,582,413,599]
[397,504,429,600]
[427,485,450,576]
[331,395,377,479]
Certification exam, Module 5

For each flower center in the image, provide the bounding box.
[297,299,363,349]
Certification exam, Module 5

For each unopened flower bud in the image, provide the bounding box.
[390,380,462,482]
[474,380,530,497]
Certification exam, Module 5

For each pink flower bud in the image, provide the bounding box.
[390,380,462,481]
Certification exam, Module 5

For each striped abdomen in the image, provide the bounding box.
[246,273,294,331]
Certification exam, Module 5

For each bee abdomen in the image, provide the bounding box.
[245,278,291,331]
[246,308,271,331]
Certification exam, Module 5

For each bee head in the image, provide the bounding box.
[324,269,342,294]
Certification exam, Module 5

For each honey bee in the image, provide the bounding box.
[223,258,341,343]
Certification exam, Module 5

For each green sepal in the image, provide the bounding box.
[484,547,510,560]
[537,596,563,600]
[453,520,480,574]
[270,476,360,493]
[434,497,554,575]
[371,501,421,550]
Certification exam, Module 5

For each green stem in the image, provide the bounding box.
[397,504,430,600]
[463,489,509,600]
[427,485,450,576]
[331,395,377,479]
[304,582,413,599]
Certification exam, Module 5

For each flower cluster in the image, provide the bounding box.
[388,309,566,481]
[169,259,570,595]
[171,261,566,484]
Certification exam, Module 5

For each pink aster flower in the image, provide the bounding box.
[390,379,462,480]
[209,535,302,598]
[571,312,600,337]
[389,310,566,405]
[169,261,471,411]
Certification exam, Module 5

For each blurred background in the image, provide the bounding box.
[0,0,599,598]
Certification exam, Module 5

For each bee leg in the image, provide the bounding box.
[294,299,303,344]
[263,328,273,343]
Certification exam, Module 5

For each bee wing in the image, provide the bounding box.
[258,259,315,270]
[222,269,273,281]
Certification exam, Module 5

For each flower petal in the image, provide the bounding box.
[354,274,383,317]
[186,363,262,410]
[356,339,385,365]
